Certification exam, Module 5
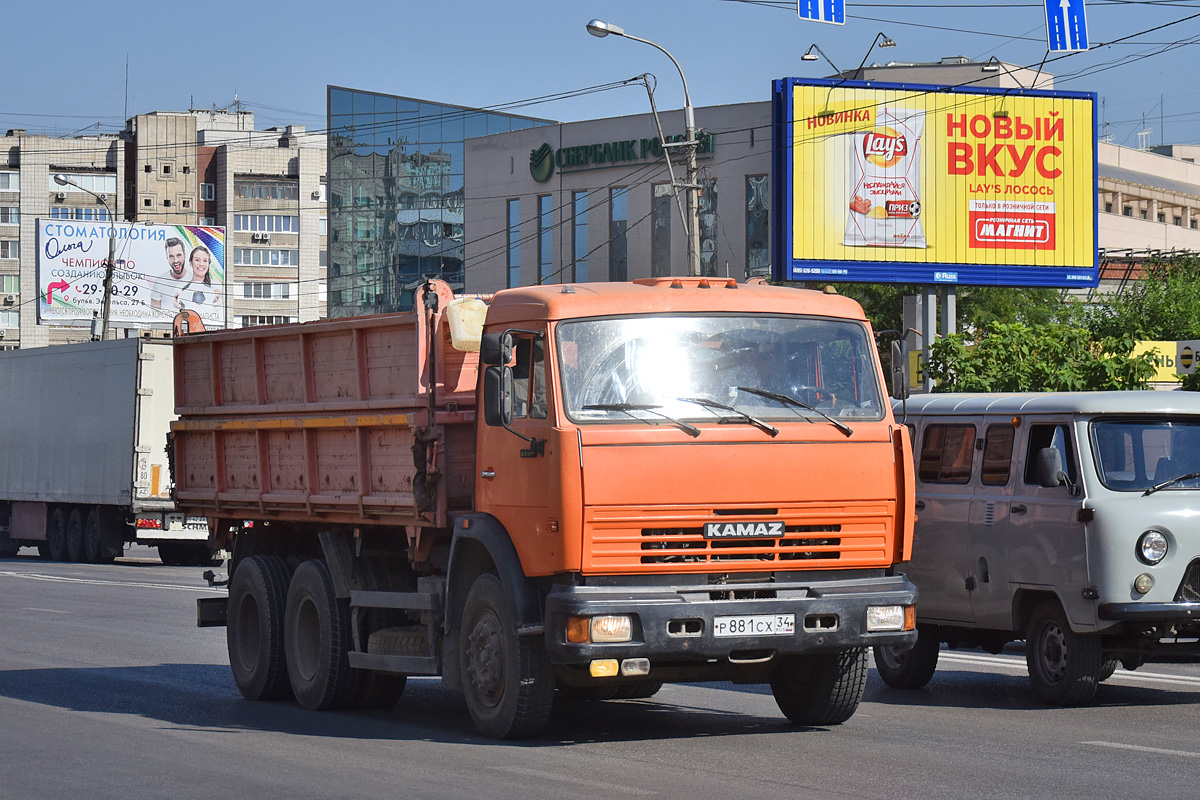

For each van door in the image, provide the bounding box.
[910,420,977,623]
[967,421,1017,629]
[1006,419,1092,629]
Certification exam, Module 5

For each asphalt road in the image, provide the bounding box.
[2,547,1198,800]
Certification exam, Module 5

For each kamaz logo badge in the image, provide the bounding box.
[703,520,785,539]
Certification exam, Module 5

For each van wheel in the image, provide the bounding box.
[227,554,293,701]
[1025,600,1102,705]
[873,629,940,689]
[284,559,360,710]
[461,573,555,738]
[770,648,868,726]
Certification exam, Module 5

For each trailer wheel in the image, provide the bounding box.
[770,647,868,726]
[1025,600,1102,706]
[284,559,360,711]
[227,554,293,701]
[873,628,940,689]
[460,573,555,739]
[65,509,85,563]
[45,508,68,561]
[83,509,115,564]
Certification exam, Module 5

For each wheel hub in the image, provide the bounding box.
[1038,623,1068,684]
[466,610,504,708]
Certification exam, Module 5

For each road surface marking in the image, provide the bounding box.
[1083,741,1200,759]
[936,651,1200,689]
[22,607,70,614]
[0,570,223,593]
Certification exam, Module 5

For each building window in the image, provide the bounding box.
[0,207,18,225]
[49,207,108,221]
[1104,202,1113,213]
[538,195,553,284]
[651,184,672,278]
[181,199,192,209]
[609,187,628,282]
[0,241,17,259]
[234,214,300,233]
[1141,209,1149,220]
[239,315,295,328]
[572,191,588,283]
[1193,219,1198,230]
[0,172,18,191]
[200,217,215,226]
[235,181,300,201]
[1,275,17,292]
[1158,212,1166,223]
[1123,206,1133,217]
[143,198,153,208]
[234,248,300,266]
[49,173,117,195]
[163,165,172,175]
[200,183,215,201]
[319,250,327,268]
[746,175,770,278]
[699,178,718,276]
[1175,216,1183,227]
[144,165,153,173]
[242,281,293,299]
[0,309,17,328]
[506,199,521,288]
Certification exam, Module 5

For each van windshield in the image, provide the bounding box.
[1091,418,1200,491]
[556,314,885,424]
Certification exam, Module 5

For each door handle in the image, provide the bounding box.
[1011,503,1027,514]
[480,470,496,479]
[915,500,926,511]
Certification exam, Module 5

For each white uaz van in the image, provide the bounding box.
[879,392,1200,705]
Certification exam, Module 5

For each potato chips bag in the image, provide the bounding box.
[844,108,926,248]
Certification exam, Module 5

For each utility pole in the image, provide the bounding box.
[54,173,117,339]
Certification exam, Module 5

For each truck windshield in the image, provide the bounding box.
[1091,418,1200,492]
[556,315,885,424]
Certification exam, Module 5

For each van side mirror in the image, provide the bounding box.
[890,339,909,400]
[483,365,513,427]
[481,332,513,366]
[1036,447,1066,489]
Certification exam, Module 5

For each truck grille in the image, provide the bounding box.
[1176,559,1200,603]
[640,525,841,565]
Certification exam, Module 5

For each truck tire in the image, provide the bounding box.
[460,573,555,739]
[45,508,68,561]
[1025,600,1103,706]
[873,628,940,690]
[284,558,360,711]
[83,509,115,564]
[227,554,293,701]
[770,648,869,726]
[66,508,85,562]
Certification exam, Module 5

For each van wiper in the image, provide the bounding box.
[735,386,853,437]
[675,396,779,437]
[1143,471,1200,496]
[582,403,700,438]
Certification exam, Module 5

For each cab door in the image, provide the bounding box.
[909,420,977,624]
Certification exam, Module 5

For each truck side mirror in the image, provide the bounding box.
[890,339,909,400]
[1036,447,1065,489]
[483,365,513,427]
[481,332,514,366]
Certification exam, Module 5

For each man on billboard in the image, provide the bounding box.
[149,237,188,310]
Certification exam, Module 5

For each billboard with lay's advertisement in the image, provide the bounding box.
[772,78,1097,287]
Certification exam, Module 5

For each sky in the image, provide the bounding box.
[4,0,1199,148]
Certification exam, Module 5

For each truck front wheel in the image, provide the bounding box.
[227,554,292,701]
[873,628,940,689]
[284,558,360,711]
[770,648,868,726]
[460,573,554,739]
[1025,600,1102,706]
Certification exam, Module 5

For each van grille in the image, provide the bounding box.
[1176,559,1200,603]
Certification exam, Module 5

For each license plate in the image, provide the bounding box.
[704,520,785,540]
[713,614,795,637]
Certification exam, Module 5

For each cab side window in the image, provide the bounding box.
[511,337,547,420]
[918,424,975,484]
[1023,423,1076,485]
[981,424,1015,486]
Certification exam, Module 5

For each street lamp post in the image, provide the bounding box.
[587,19,702,277]
[54,173,116,340]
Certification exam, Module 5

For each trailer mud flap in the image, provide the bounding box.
[197,596,228,627]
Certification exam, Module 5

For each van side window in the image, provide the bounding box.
[981,424,1015,486]
[1024,423,1076,485]
[918,424,975,484]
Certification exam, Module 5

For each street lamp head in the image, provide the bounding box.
[879,34,897,48]
[981,56,1002,73]
[801,46,819,62]
[586,19,624,38]
[53,173,70,187]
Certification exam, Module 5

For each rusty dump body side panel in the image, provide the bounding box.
[171,281,478,529]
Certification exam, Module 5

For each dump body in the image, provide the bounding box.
[0,337,207,561]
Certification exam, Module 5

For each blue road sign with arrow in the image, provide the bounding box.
[797,0,845,26]
[1046,0,1088,52]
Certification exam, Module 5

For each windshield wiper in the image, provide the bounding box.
[582,403,701,438]
[675,396,779,437]
[735,386,853,437]
[1143,471,1200,496]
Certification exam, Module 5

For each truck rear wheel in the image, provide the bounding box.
[44,508,68,561]
[83,509,115,564]
[66,509,85,562]
[227,554,292,701]
[1025,600,1102,706]
[460,573,555,739]
[284,558,360,711]
[873,628,940,689]
[770,648,868,726]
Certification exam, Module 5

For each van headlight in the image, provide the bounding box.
[1137,530,1168,565]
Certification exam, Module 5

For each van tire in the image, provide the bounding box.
[873,629,940,689]
[1025,600,1102,706]
[770,647,868,726]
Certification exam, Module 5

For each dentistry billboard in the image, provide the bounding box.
[772,78,1097,287]
[38,221,226,328]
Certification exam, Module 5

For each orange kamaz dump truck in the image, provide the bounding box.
[174,277,916,738]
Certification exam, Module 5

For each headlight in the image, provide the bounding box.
[591,615,633,643]
[866,605,906,632]
[1137,530,1168,565]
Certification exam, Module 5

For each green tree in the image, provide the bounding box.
[924,321,1157,392]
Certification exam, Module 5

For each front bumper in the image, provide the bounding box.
[1098,602,1200,622]
[543,574,917,664]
